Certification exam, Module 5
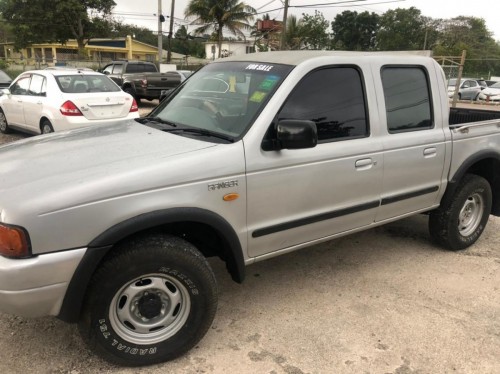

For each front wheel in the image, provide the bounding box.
[429,174,492,250]
[79,234,218,366]
[0,109,11,134]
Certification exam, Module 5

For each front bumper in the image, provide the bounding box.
[0,248,86,317]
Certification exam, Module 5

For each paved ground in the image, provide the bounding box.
[0,102,499,373]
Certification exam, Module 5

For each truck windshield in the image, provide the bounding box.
[147,61,293,140]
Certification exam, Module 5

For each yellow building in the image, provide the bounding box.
[0,36,158,67]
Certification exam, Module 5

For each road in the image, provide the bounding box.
[0,102,499,374]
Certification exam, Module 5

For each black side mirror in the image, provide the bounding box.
[276,119,317,150]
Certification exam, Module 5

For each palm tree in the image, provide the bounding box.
[185,0,256,58]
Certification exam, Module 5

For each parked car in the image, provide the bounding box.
[447,78,482,100]
[477,81,500,102]
[102,60,182,102]
[2,52,500,366]
[0,69,12,88]
[0,69,139,135]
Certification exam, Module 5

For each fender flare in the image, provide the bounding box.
[58,208,245,322]
[444,150,500,215]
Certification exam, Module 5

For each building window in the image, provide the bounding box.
[246,46,256,54]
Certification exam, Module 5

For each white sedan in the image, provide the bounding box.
[0,68,139,135]
[477,81,500,102]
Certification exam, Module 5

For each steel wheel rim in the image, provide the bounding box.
[109,273,191,345]
[458,193,484,236]
[0,113,6,131]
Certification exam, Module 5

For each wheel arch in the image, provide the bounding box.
[448,151,500,216]
[58,208,245,323]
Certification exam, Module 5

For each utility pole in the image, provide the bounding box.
[167,0,175,63]
[280,0,289,50]
[157,0,163,65]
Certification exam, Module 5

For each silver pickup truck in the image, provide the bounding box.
[1,51,500,366]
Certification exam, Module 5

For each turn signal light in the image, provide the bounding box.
[0,224,31,258]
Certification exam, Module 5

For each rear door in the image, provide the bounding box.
[22,73,47,132]
[373,64,447,222]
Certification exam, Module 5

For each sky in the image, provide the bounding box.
[111,0,500,41]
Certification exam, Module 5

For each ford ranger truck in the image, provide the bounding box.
[1,51,500,366]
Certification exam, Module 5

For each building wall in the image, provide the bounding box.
[204,41,256,60]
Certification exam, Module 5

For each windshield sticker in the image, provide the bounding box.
[245,64,274,72]
[229,75,237,92]
[249,91,267,103]
[259,75,280,90]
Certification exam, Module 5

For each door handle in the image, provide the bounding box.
[355,158,374,170]
[37,101,43,105]
[423,147,437,157]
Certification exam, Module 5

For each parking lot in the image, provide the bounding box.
[0,102,499,374]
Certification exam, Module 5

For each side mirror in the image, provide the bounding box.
[276,119,317,150]
[103,71,110,75]
[0,88,10,97]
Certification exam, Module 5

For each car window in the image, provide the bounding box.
[112,64,123,74]
[125,64,140,73]
[55,75,121,93]
[28,74,46,96]
[102,64,113,75]
[144,64,157,72]
[462,81,470,88]
[278,66,368,142]
[381,66,433,133]
[10,75,31,95]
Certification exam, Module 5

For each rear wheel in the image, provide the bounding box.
[78,234,218,366]
[0,109,11,134]
[41,119,54,134]
[429,174,492,250]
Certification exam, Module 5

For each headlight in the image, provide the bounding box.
[0,223,31,258]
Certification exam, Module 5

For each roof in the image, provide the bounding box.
[218,50,433,66]
[22,69,103,77]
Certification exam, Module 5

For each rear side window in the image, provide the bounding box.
[55,75,120,93]
[381,67,433,133]
[278,67,368,142]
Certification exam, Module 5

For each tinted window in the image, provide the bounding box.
[125,64,140,73]
[382,67,432,133]
[144,64,157,72]
[278,67,368,142]
[29,74,46,96]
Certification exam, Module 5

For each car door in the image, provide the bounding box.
[2,74,31,128]
[373,64,447,222]
[245,65,383,258]
[22,73,47,133]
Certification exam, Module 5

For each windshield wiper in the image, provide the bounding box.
[163,127,234,143]
[136,116,177,127]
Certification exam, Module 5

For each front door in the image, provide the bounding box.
[245,66,383,258]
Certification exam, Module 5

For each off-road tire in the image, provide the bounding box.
[78,234,218,366]
[429,174,492,250]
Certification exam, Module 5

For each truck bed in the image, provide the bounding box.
[449,107,500,125]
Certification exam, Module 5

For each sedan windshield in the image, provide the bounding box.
[147,61,293,141]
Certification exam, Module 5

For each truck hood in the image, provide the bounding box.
[0,121,217,216]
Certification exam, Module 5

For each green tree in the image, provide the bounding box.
[299,11,330,50]
[286,15,303,50]
[377,7,428,50]
[0,0,116,51]
[331,10,379,51]
[433,17,500,77]
[185,0,255,58]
